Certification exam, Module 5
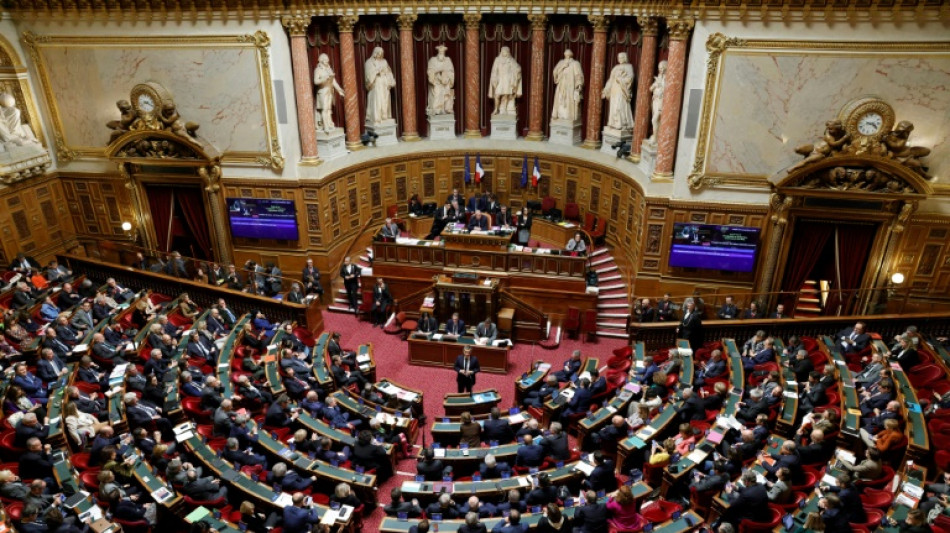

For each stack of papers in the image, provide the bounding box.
[574,462,595,475]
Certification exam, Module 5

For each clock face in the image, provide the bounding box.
[857,112,883,136]
[137,93,156,113]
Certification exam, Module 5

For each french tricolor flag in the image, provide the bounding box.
[474,154,484,184]
[531,156,541,187]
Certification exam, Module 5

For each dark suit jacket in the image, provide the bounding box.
[587,462,618,492]
[717,304,739,320]
[541,433,571,460]
[482,418,514,444]
[893,347,920,370]
[468,215,489,230]
[516,444,545,467]
[836,327,871,353]
[574,502,608,533]
[445,319,466,335]
[454,355,480,385]
[728,484,771,523]
[416,459,445,481]
[679,310,703,346]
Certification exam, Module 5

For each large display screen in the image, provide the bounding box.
[668,223,760,272]
[227,198,299,240]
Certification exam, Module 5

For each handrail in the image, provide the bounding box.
[498,288,548,327]
[332,215,378,280]
[394,281,437,317]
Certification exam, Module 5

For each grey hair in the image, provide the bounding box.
[272,463,287,476]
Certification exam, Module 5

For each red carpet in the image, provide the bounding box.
[322,311,629,532]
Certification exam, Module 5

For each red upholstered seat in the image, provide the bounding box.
[640,499,682,523]
[850,508,885,530]
[563,308,581,339]
[739,505,782,533]
[860,487,894,510]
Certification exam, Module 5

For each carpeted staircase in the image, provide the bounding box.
[589,246,631,339]
[328,246,374,313]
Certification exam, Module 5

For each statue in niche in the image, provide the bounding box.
[788,120,851,174]
[551,49,584,122]
[107,100,136,143]
[601,52,634,131]
[883,121,932,179]
[488,46,522,117]
[0,93,40,148]
[648,61,667,143]
[313,53,345,132]
[364,47,396,124]
[426,45,455,116]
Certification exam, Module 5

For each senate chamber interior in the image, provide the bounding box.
[0,1,948,532]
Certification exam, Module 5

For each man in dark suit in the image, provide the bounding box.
[416,448,447,481]
[656,293,675,322]
[11,282,34,309]
[769,304,789,319]
[352,430,392,480]
[798,429,835,465]
[467,210,489,231]
[339,256,361,311]
[573,490,608,533]
[381,217,401,239]
[541,422,571,460]
[723,471,771,527]
[36,348,68,384]
[515,210,532,245]
[478,454,511,479]
[696,349,726,386]
[454,346,480,393]
[445,313,466,336]
[266,462,315,492]
[19,438,55,488]
[466,193,486,213]
[14,414,48,448]
[636,298,656,323]
[735,388,769,424]
[481,408,515,444]
[371,279,392,327]
[676,388,707,422]
[446,188,464,207]
[124,393,174,441]
[301,258,323,298]
[584,451,618,493]
[788,349,814,383]
[836,321,870,354]
[416,312,438,335]
[490,509,526,533]
[9,253,39,273]
[677,297,704,352]
[515,434,545,467]
[553,350,583,383]
[523,375,558,409]
[690,461,729,493]
[383,488,424,517]
[57,282,82,309]
[743,337,776,371]
[891,334,920,370]
[283,493,320,533]
[717,296,739,320]
[330,355,368,389]
[799,371,828,414]
[561,379,592,419]
[495,206,512,227]
[426,201,459,240]
[763,440,804,484]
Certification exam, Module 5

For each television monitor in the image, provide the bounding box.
[227,198,299,240]
[668,223,760,272]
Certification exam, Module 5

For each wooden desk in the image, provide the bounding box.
[441,229,513,251]
[443,389,501,416]
[408,337,510,374]
[531,219,581,249]
[515,362,551,405]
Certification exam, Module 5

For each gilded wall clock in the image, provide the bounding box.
[839,97,895,142]
[129,81,174,119]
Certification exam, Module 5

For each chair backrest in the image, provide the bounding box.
[387,204,399,218]
[542,196,556,211]
[584,212,597,231]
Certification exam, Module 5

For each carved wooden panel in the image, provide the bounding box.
[306,203,320,232]
[918,244,941,276]
[611,194,619,220]
[647,224,663,255]
[395,176,407,202]
[589,186,600,212]
[566,180,576,203]
[423,173,435,197]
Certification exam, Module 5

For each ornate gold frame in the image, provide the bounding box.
[20,30,284,171]
[0,33,47,153]
[688,34,950,192]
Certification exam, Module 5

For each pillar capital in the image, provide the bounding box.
[463,13,482,30]
[587,15,611,32]
[396,13,417,30]
[637,16,659,36]
[337,15,359,33]
[528,14,548,30]
[666,17,694,41]
[282,14,311,36]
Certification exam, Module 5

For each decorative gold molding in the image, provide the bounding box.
[528,14,548,31]
[337,15,359,33]
[463,13,482,30]
[282,14,312,36]
[21,30,284,171]
[687,34,950,192]
[396,14,417,31]
[587,15,611,32]
[665,17,694,40]
[637,16,659,36]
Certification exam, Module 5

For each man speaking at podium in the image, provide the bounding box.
[455,346,480,394]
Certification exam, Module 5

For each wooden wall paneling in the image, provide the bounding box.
[893,216,950,304]
[0,176,76,264]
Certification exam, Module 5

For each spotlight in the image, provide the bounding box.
[612,140,631,159]
[360,131,379,147]
[891,272,905,285]
[121,221,132,232]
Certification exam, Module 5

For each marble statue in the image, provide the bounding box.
[551,49,584,122]
[488,47,522,117]
[313,53,345,132]
[426,45,455,116]
[602,52,635,131]
[364,47,396,124]
[648,61,667,143]
[0,93,39,148]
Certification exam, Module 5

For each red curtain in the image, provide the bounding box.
[780,220,834,312]
[145,186,175,253]
[412,17,465,137]
[176,188,212,261]
[823,223,878,316]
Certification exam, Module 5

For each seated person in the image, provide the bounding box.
[467,210,489,231]
[565,232,587,254]
[416,312,438,335]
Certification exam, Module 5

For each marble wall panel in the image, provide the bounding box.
[707,50,950,181]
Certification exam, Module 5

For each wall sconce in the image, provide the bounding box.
[890,272,905,285]
[887,272,905,299]
[121,221,139,244]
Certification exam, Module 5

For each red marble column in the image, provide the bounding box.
[630,17,658,162]
[397,14,420,141]
[653,18,694,178]
[525,15,548,141]
[283,15,320,162]
[337,15,363,151]
[582,15,610,149]
[463,13,482,138]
